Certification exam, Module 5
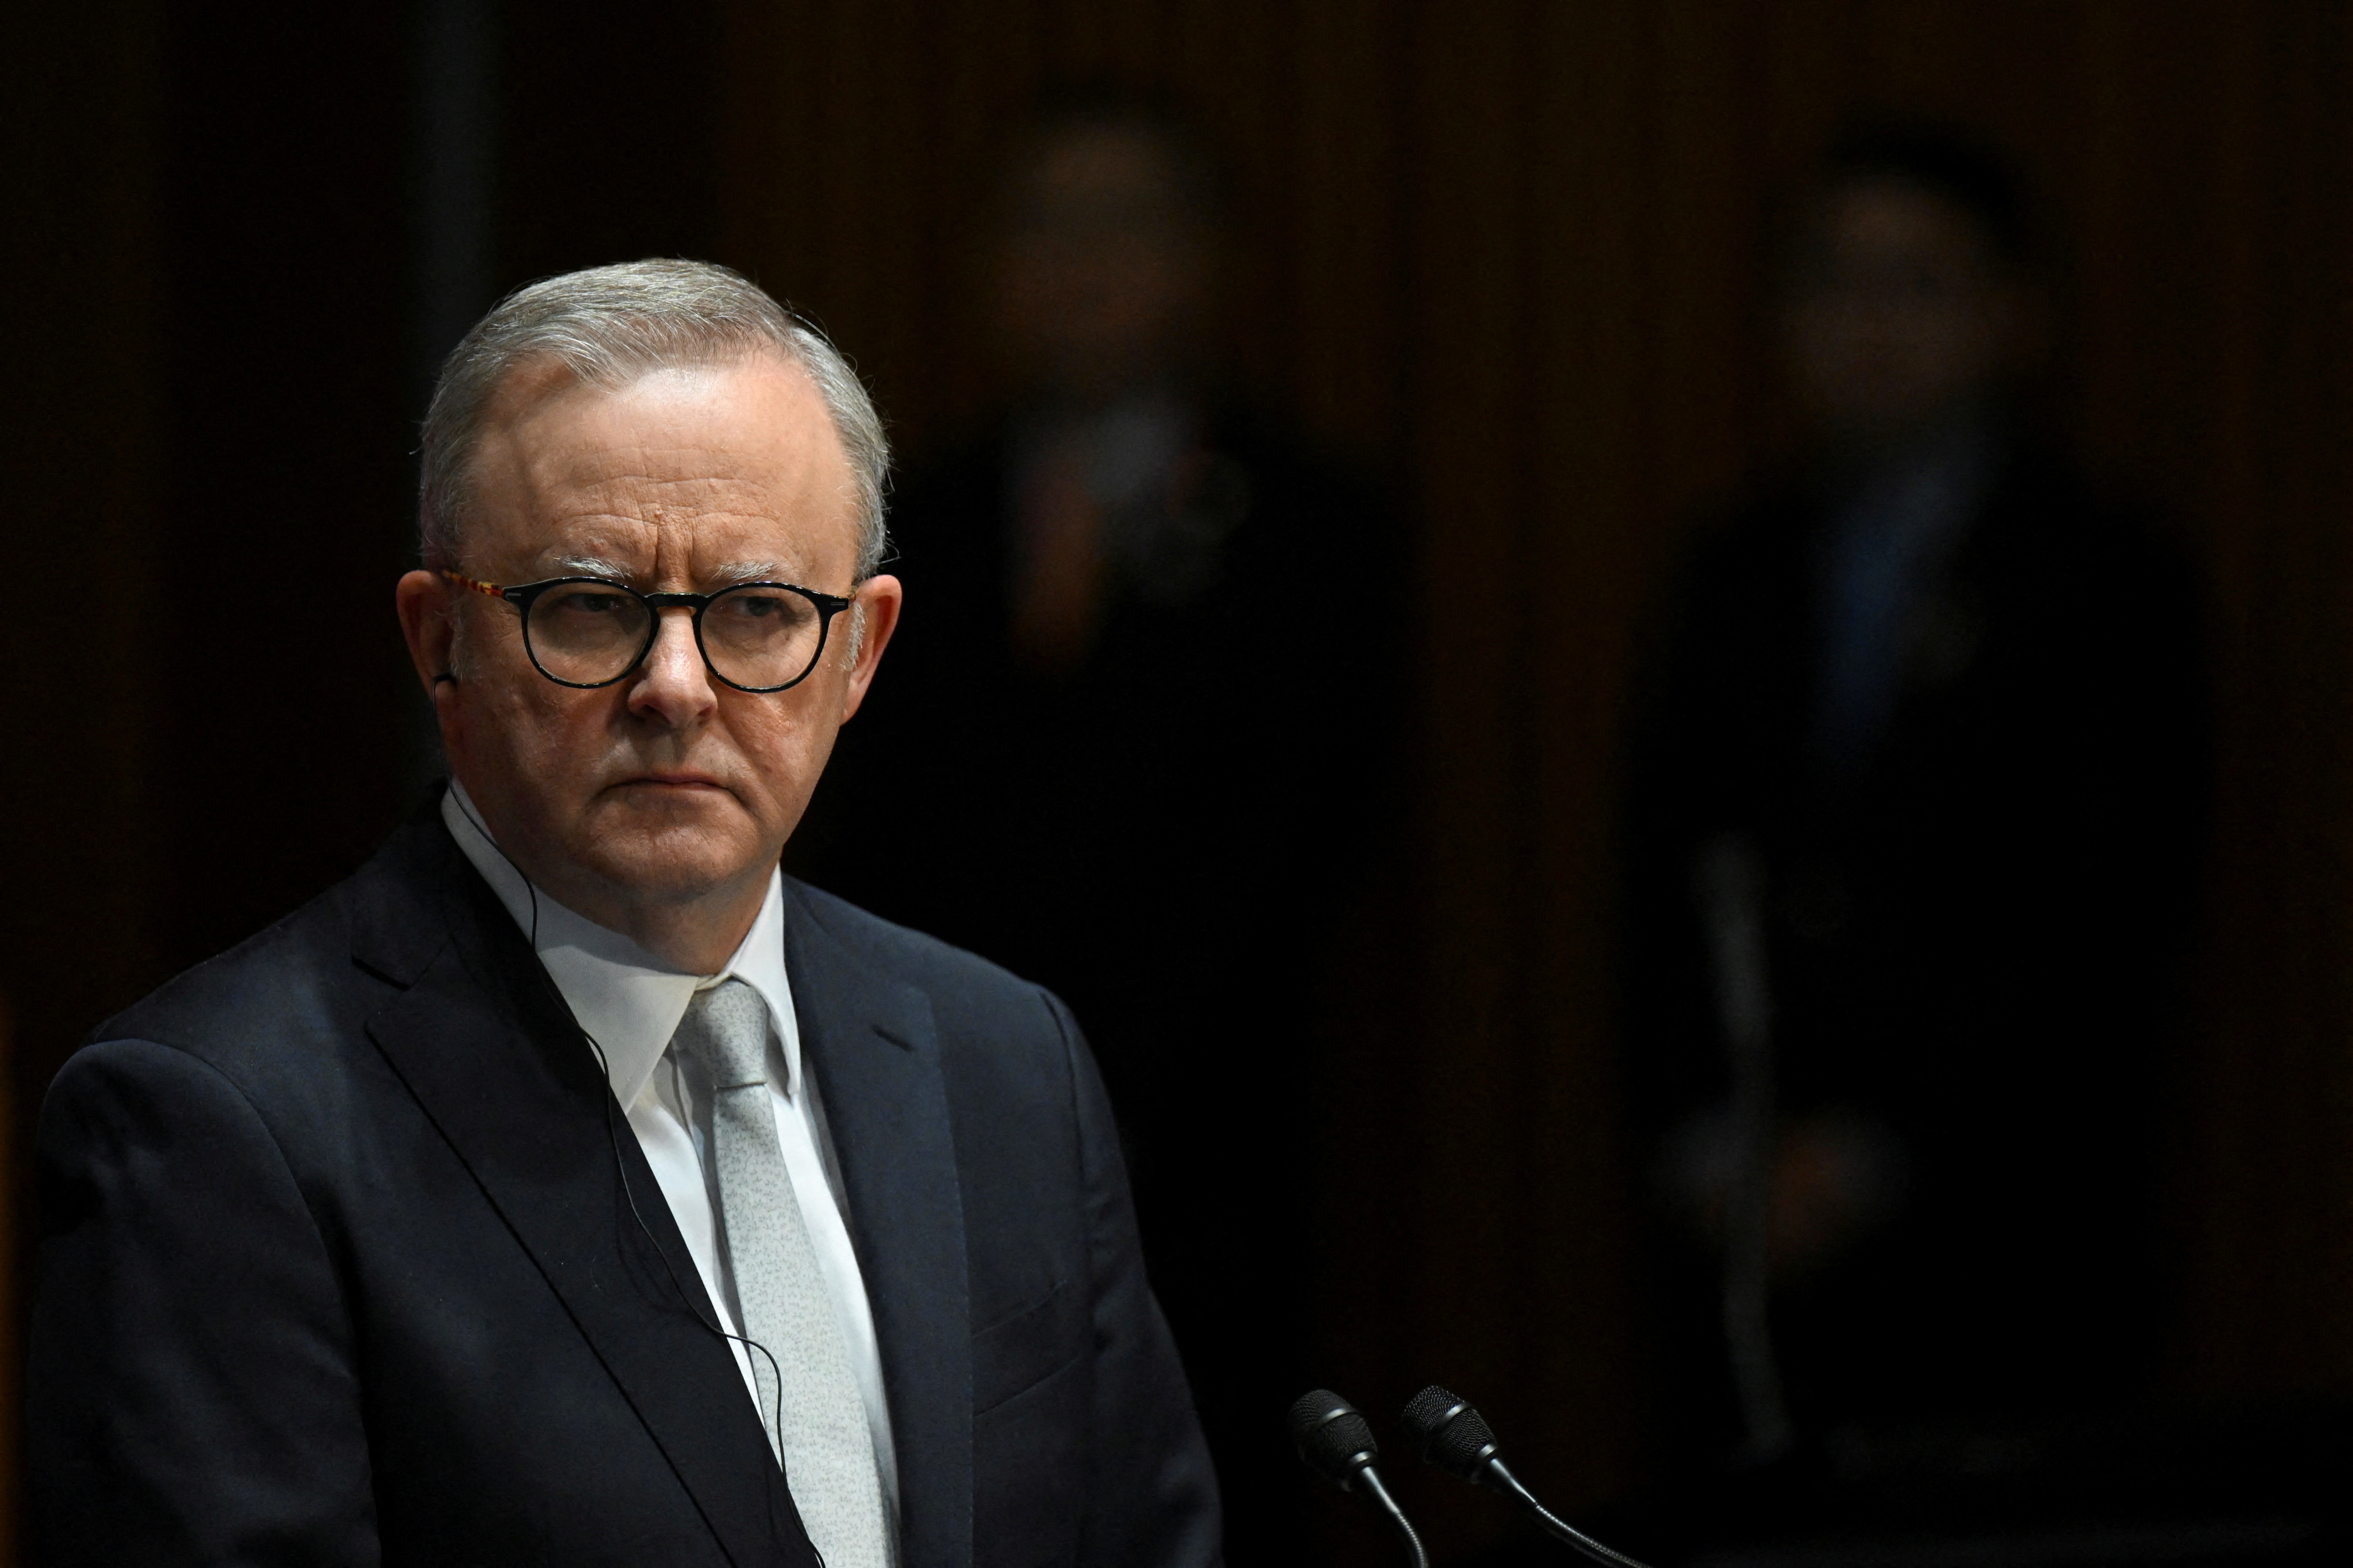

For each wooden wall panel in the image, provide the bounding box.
[6,0,2353,1564]
[2,12,173,1555]
[2,0,173,1105]
[1396,1,1540,1546]
[711,1,2353,1557]
[2190,3,2353,1396]
[1284,1,1406,456]
[1518,0,1650,1515]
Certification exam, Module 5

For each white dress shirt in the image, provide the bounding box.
[441,784,900,1530]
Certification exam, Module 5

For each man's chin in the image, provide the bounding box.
[574,838,770,907]
[572,796,774,895]
[590,779,750,836]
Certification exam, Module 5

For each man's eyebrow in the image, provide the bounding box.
[708,560,791,585]
[543,555,798,588]
[551,553,635,579]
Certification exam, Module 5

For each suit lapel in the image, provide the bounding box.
[350,818,815,1568]
[785,883,973,1568]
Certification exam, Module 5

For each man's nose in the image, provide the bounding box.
[628,606,718,725]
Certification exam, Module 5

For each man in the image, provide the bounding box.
[30,259,1223,1567]
[1622,126,2206,1467]
[808,99,1399,1561]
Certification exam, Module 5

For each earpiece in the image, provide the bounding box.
[433,672,459,687]
[445,789,789,1455]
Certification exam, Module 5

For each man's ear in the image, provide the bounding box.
[839,573,903,724]
[396,570,458,697]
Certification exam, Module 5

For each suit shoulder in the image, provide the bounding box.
[785,879,1063,1033]
[81,878,389,1089]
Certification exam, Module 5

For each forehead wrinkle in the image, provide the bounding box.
[557,470,777,521]
[530,429,776,491]
[487,383,853,577]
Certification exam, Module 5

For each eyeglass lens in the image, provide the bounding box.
[525,583,827,689]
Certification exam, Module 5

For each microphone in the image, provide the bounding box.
[1288,1388,1429,1568]
[1400,1386,1651,1568]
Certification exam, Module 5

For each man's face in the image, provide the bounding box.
[990,126,1215,402]
[1778,176,2023,447]
[400,353,899,935]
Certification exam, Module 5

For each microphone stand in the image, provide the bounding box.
[1481,1456,1649,1568]
[1354,1466,1429,1568]
[1399,1386,1656,1568]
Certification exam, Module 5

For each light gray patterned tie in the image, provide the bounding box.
[673,980,889,1568]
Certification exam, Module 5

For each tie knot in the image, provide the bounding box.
[673,978,771,1089]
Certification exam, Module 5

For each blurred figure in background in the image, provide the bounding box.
[1623,124,2206,1475]
[811,91,1399,1560]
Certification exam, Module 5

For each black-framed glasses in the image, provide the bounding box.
[442,570,854,693]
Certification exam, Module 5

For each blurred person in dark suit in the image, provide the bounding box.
[809,93,1399,1559]
[1623,125,2206,1470]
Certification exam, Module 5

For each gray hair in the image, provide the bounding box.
[418,259,890,579]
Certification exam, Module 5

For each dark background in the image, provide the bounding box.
[10,0,2353,1562]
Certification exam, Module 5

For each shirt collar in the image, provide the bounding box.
[440,781,802,1108]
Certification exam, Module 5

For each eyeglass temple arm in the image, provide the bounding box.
[440,570,511,600]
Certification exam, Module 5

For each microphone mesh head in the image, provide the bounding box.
[1400,1385,1498,1479]
[1287,1388,1379,1487]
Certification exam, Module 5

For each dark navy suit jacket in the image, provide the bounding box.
[29,802,1222,1568]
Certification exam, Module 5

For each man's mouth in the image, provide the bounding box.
[615,772,729,792]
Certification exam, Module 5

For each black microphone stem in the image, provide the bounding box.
[1485,1458,1650,1568]
[1353,1466,1429,1568]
